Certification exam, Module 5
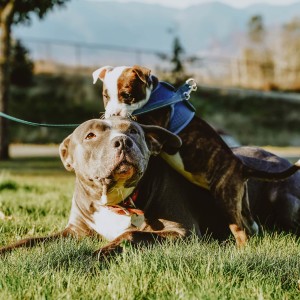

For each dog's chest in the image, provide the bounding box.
[90,207,133,241]
[161,152,209,189]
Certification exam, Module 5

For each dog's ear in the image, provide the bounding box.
[59,135,74,171]
[141,124,182,156]
[92,66,113,84]
[132,65,151,86]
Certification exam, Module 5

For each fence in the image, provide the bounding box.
[19,37,300,91]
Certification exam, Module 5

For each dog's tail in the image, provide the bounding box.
[245,159,300,181]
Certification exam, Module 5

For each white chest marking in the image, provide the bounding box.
[161,152,209,189]
[90,206,132,241]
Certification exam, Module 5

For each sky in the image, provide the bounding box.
[86,0,300,9]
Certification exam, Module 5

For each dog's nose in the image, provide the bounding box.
[112,136,133,150]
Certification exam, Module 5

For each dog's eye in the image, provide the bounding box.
[85,132,96,140]
[129,128,138,135]
[103,93,110,100]
[122,92,132,100]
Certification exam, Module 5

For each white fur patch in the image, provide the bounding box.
[90,206,132,241]
[103,66,129,118]
[295,159,300,167]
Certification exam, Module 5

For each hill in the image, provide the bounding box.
[14,1,300,55]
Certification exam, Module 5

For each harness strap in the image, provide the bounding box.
[133,78,196,116]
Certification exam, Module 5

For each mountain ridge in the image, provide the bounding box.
[14,1,300,55]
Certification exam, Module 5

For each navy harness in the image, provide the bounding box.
[133,77,197,134]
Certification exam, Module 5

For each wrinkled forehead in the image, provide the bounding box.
[73,118,141,139]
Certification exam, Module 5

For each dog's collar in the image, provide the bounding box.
[120,189,139,209]
[106,190,140,215]
[133,76,196,134]
[106,190,145,228]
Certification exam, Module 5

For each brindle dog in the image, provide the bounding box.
[93,65,300,247]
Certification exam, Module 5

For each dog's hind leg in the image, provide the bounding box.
[94,229,184,259]
[275,193,300,234]
[212,181,249,247]
[241,184,259,235]
[0,227,75,255]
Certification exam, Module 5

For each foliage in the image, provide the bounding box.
[0,158,300,299]
[0,0,71,160]
[171,36,184,73]
[248,15,265,44]
[191,88,300,146]
[0,0,70,25]
[9,73,103,143]
[5,72,300,146]
[10,39,33,87]
[241,14,300,89]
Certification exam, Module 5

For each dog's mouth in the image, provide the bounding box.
[113,160,136,179]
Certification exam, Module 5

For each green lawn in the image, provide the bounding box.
[1,157,300,299]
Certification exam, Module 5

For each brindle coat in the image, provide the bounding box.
[94,65,300,247]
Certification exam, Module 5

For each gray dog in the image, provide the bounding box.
[0,117,221,256]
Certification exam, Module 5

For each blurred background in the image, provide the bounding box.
[1,0,300,159]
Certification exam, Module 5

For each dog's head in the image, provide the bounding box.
[93,65,154,118]
[59,117,181,205]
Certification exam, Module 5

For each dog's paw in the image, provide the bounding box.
[250,221,259,235]
[93,245,123,260]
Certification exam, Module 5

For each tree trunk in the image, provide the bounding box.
[0,2,14,160]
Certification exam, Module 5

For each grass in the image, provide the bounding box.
[1,157,300,299]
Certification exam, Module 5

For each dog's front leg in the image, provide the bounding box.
[0,227,75,255]
[94,230,182,259]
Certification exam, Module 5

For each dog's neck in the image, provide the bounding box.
[74,176,135,210]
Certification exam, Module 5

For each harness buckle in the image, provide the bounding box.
[183,92,191,100]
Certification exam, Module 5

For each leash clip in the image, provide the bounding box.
[183,91,191,100]
[184,78,197,101]
[186,78,197,92]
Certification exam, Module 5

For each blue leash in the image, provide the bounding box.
[0,112,80,128]
[0,79,197,129]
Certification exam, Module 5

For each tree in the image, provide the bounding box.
[280,17,300,88]
[241,15,275,89]
[171,36,184,74]
[0,0,70,160]
[11,39,33,87]
[248,15,265,44]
